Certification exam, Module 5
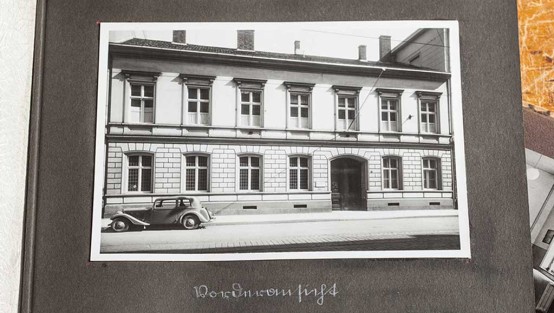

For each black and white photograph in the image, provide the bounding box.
[90,21,470,261]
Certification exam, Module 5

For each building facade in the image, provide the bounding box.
[103,28,456,215]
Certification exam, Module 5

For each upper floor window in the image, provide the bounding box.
[289,156,310,191]
[240,91,261,127]
[381,98,398,132]
[184,155,209,191]
[377,89,403,133]
[416,91,442,134]
[290,93,309,128]
[382,156,401,190]
[239,156,261,191]
[285,82,314,129]
[122,70,160,124]
[187,87,210,125]
[127,154,153,192]
[234,78,267,128]
[180,74,215,126]
[423,157,441,189]
[420,101,437,133]
[333,85,361,131]
[337,95,357,130]
[130,84,154,123]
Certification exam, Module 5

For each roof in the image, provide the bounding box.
[114,38,442,73]
[389,29,427,56]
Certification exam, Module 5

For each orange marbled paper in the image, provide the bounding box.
[518,0,554,113]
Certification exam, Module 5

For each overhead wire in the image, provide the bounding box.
[302,29,450,48]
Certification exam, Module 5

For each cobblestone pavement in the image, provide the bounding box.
[101,215,459,253]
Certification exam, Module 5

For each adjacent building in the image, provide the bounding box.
[103,28,456,215]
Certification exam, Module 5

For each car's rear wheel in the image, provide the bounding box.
[182,214,200,230]
[111,217,131,232]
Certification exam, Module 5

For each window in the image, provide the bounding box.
[416,91,442,134]
[333,85,361,131]
[423,158,441,189]
[180,74,215,126]
[187,87,210,125]
[239,156,261,191]
[184,155,208,191]
[290,93,309,128]
[420,101,437,133]
[285,82,314,129]
[382,156,401,190]
[381,98,399,132]
[240,91,261,127]
[155,199,177,209]
[122,70,159,124]
[377,89,403,133]
[127,154,152,192]
[289,156,309,190]
[129,84,154,123]
[337,95,357,130]
[234,78,267,127]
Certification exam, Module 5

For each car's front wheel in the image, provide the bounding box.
[111,217,131,232]
[182,214,200,230]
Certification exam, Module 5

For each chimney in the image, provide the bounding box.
[358,45,367,61]
[379,35,392,62]
[237,30,254,50]
[172,30,187,45]
[294,40,301,55]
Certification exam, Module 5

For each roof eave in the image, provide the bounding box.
[109,43,451,81]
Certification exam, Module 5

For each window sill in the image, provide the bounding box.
[120,123,156,127]
[237,126,263,130]
[420,132,440,136]
[124,191,154,194]
[236,190,263,193]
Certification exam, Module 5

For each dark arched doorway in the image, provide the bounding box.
[331,157,367,211]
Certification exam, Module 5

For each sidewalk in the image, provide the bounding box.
[101,209,458,228]
[100,211,460,253]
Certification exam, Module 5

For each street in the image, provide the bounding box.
[100,211,460,253]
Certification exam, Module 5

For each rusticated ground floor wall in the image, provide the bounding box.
[103,141,455,216]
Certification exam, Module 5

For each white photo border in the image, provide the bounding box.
[90,20,470,261]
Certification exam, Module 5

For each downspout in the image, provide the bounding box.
[447,77,457,209]
[444,28,457,209]
[103,57,113,217]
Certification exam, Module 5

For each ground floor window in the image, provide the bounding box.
[127,154,152,192]
[239,156,261,191]
[185,155,208,191]
[382,156,401,189]
[289,156,309,190]
[423,157,441,189]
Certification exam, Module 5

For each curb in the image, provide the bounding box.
[208,213,458,227]
[101,211,458,229]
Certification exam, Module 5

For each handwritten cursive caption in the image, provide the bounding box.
[193,283,338,305]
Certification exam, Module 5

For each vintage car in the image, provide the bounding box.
[110,196,214,232]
